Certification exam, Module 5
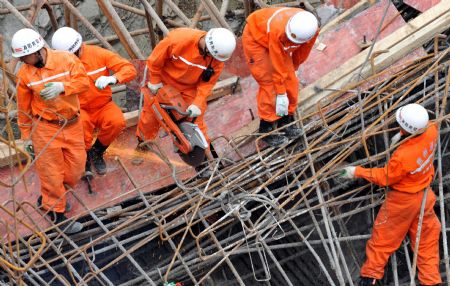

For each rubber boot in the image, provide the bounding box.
[91,139,108,175]
[85,151,93,175]
[48,211,83,234]
[258,120,288,147]
[278,115,303,139]
[37,196,71,212]
[359,277,380,286]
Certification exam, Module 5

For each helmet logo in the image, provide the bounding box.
[207,37,218,55]
[68,37,80,52]
[290,33,297,40]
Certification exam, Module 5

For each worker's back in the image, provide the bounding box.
[391,122,438,193]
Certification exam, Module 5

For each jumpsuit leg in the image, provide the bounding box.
[32,121,67,213]
[285,68,299,116]
[136,91,161,141]
[62,119,86,188]
[80,109,95,150]
[360,191,418,279]
[408,190,442,285]
[93,101,126,146]
[242,27,279,123]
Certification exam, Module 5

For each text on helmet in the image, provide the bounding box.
[13,37,43,53]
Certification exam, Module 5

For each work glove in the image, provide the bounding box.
[95,76,117,90]
[40,82,64,100]
[187,104,201,117]
[276,93,289,116]
[147,82,163,94]
[340,166,356,179]
[390,132,402,147]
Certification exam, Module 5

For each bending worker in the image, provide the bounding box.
[136,27,236,173]
[52,27,137,175]
[12,28,88,234]
[341,103,442,286]
[242,8,319,147]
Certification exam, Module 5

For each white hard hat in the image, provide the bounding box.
[395,103,429,134]
[285,11,319,44]
[11,28,45,58]
[205,28,236,62]
[51,27,82,53]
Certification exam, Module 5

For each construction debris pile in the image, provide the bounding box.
[0,0,449,285]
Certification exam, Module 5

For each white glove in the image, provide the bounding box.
[390,132,402,147]
[40,82,64,100]
[95,76,117,90]
[187,104,201,117]
[276,93,289,116]
[147,82,163,94]
[340,166,356,179]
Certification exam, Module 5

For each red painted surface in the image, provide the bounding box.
[1,0,429,237]
[325,0,360,10]
[0,128,195,238]
[404,0,440,12]
[298,0,406,86]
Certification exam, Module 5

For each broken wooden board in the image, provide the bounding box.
[298,0,450,114]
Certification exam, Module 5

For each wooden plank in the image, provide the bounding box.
[124,110,139,128]
[96,0,144,59]
[299,0,450,114]
[207,76,241,101]
[0,140,24,168]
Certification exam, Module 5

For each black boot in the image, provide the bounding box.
[91,139,108,175]
[37,196,71,212]
[258,120,288,147]
[359,277,380,286]
[278,115,303,139]
[47,211,83,234]
[85,151,93,174]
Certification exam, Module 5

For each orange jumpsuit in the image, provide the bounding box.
[242,7,318,122]
[78,44,137,150]
[16,48,89,213]
[355,123,441,285]
[136,28,224,142]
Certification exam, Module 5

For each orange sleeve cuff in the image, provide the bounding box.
[274,83,286,95]
[354,166,368,179]
[149,74,162,84]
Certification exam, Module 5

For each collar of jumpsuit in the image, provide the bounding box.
[37,47,57,70]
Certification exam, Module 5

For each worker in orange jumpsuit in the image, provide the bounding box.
[242,8,319,147]
[341,103,442,286]
[12,28,88,234]
[51,27,137,175]
[136,27,236,173]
